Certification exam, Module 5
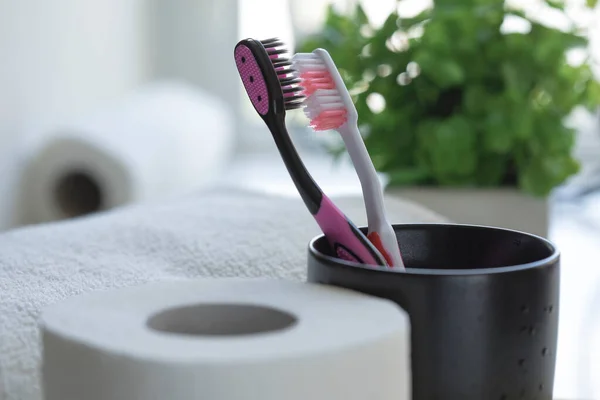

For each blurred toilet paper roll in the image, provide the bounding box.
[41,278,411,400]
[19,81,235,224]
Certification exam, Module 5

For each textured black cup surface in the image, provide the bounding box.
[307,224,560,400]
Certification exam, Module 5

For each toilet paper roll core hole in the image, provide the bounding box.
[54,171,103,218]
[147,303,298,336]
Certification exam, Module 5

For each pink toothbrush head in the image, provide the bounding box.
[233,38,389,267]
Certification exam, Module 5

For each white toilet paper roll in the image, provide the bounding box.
[41,278,411,400]
[19,81,235,225]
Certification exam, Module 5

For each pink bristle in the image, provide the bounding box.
[316,109,346,118]
[300,71,335,96]
[310,109,348,131]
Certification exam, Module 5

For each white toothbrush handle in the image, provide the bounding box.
[338,123,385,226]
[338,122,405,268]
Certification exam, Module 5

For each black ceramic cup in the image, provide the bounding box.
[307,223,560,400]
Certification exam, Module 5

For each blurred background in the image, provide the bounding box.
[1,0,600,398]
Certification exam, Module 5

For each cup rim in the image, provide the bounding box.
[308,223,560,276]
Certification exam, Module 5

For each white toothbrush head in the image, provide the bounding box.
[292,49,358,130]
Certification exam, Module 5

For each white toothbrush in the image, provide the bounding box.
[292,48,405,269]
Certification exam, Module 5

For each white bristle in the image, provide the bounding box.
[303,90,344,120]
[312,89,338,96]
[294,64,325,70]
[292,53,327,73]
[313,96,343,105]
[293,53,320,59]
[299,63,327,71]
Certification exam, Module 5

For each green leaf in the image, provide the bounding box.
[501,62,530,98]
[397,9,432,30]
[504,9,529,19]
[421,19,450,50]
[464,85,487,114]
[426,116,478,181]
[415,52,465,87]
[412,76,440,105]
[544,0,566,10]
[475,153,508,185]
[439,60,465,85]
[381,12,400,36]
[519,155,580,197]
[586,0,598,7]
[519,160,551,196]
[535,121,577,155]
[484,110,513,153]
[355,3,369,25]
[511,108,534,139]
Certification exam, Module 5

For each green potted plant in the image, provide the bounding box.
[297,0,600,236]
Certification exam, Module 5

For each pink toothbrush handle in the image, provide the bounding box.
[314,194,384,265]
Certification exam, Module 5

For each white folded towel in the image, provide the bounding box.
[0,186,447,400]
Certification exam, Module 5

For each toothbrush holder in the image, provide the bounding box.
[307,223,560,400]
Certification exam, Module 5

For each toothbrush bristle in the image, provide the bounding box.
[300,71,336,96]
[292,54,348,130]
[260,38,305,110]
